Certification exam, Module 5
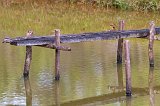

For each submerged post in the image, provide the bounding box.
[55,29,61,80]
[23,31,33,77]
[124,40,132,96]
[117,20,124,63]
[148,21,155,67]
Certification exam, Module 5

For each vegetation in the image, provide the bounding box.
[68,0,160,12]
[0,0,160,12]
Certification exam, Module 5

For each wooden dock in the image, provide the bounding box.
[2,21,159,96]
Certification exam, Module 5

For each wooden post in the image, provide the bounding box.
[124,40,132,96]
[148,21,155,67]
[55,29,60,80]
[23,31,33,77]
[117,20,124,63]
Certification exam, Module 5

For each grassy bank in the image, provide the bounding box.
[0,0,160,12]
[67,0,160,12]
[1,0,160,12]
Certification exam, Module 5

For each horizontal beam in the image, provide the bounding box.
[2,27,160,46]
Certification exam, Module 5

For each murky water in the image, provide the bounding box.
[1,2,160,106]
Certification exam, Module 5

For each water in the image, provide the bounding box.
[1,2,160,106]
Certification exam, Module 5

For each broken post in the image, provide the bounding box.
[55,29,61,80]
[124,40,132,96]
[23,31,33,77]
[148,21,155,67]
[117,20,124,63]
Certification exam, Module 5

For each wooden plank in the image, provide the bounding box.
[2,27,160,46]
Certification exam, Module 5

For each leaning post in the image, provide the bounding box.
[117,20,124,63]
[55,29,61,80]
[23,31,33,77]
[124,40,132,96]
[148,21,155,67]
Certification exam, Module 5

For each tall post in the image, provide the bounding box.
[55,29,61,80]
[124,40,132,96]
[148,21,155,67]
[23,31,33,77]
[117,20,124,63]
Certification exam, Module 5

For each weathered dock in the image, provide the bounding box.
[3,27,160,46]
[2,21,159,97]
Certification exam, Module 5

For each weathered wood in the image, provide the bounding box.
[124,40,132,96]
[24,46,32,77]
[3,27,160,46]
[23,31,33,77]
[148,21,155,67]
[117,20,124,63]
[37,44,71,51]
[55,29,60,80]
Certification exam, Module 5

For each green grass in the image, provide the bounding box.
[1,0,160,12]
[0,0,160,38]
[66,0,160,12]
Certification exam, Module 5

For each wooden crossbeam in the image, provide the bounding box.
[2,27,160,46]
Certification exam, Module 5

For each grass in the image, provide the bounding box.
[0,0,160,38]
[66,0,160,12]
[1,0,160,12]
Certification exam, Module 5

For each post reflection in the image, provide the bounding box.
[126,96,132,106]
[149,67,155,106]
[24,77,32,106]
[117,64,124,91]
[55,81,60,106]
[108,64,124,92]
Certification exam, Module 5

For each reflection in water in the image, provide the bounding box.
[126,96,132,106]
[55,81,60,106]
[149,68,155,106]
[24,77,32,106]
[108,64,124,92]
[117,64,124,91]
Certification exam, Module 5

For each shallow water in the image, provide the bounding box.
[1,2,160,106]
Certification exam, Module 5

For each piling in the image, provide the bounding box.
[148,21,155,67]
[124,40,132,96]
[23,31,33,77]
[55,29,61,80]
[117,20,124,63]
